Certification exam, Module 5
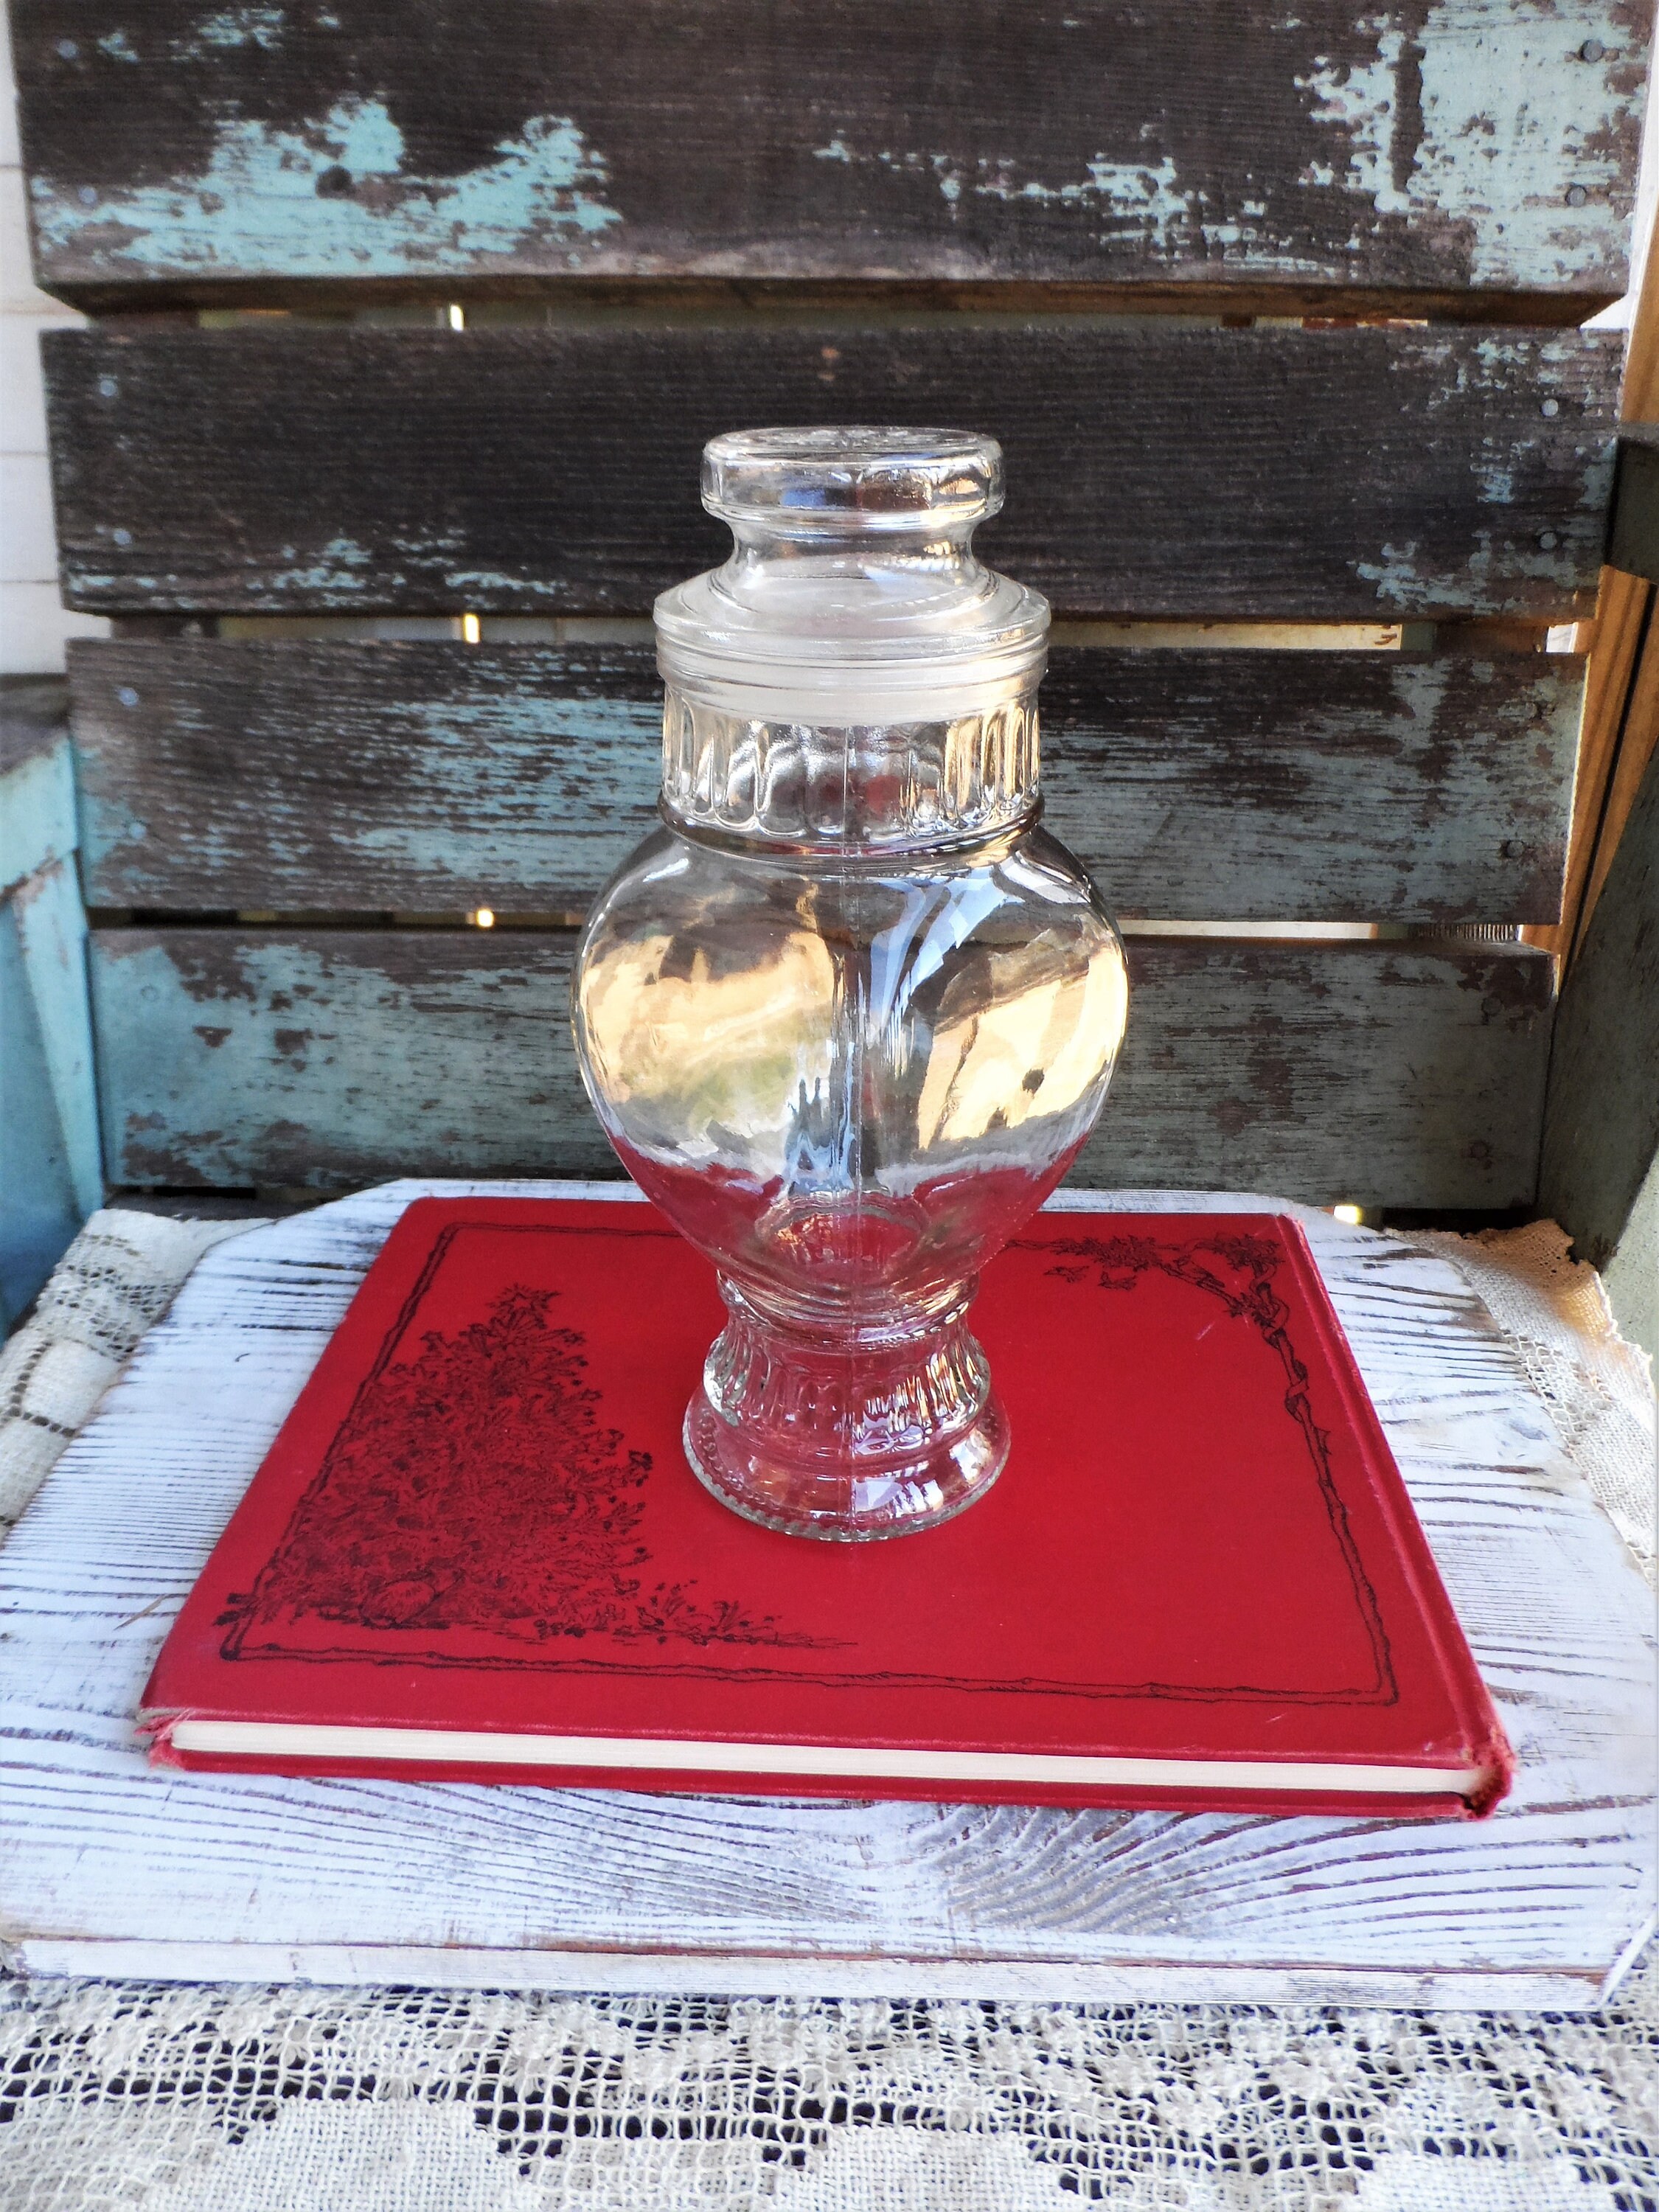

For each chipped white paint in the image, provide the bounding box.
[29,94,619,277]
[1299,0,1641,284]
[0,1183,1652,2003]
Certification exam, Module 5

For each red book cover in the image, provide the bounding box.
[142,1197,1513,1818]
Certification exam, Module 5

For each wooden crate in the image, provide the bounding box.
[7,0,1653,1211]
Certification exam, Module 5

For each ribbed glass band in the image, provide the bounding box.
[660,685,1040,850]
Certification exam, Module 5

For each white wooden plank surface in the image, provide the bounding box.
[1,1182,1652,2008]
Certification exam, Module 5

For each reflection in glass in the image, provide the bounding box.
[573,430,1127,1538]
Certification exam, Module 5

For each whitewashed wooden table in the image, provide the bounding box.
[1,1182,1652,2009]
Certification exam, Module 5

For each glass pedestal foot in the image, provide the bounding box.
[682,1284,1012,1540]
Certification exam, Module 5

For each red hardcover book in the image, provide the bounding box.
[142,1197,1513,1818]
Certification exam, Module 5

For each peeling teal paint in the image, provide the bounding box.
[328,98,404,177]
[1,736,77,893]
[344,818,625,886]
[405,698,657,745]
[90,934,602,1188]
[1295,0,1639,286]
[33,94,621,276]
[442,568,566,602]
[4,734,103,1266]
[1356,520,1593,611]
[1,904,86,1322]
[184,7,285,53]
[242,535,381,598]
[96,30,139,61]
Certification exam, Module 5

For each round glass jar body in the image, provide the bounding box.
[571,431,1128,1539]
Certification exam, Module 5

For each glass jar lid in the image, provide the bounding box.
[655,428,1049,723]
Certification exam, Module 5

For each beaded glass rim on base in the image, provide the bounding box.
[681,1388,1012,1543]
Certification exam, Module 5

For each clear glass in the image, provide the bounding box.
[571,430,1128,1540]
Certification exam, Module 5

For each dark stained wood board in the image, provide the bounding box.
[1540,740,1659,1266]
[44,324,1623,622]
[10,0,1647,308]
[89,929,1553,1208]
[0,675,68,782]
[70,641,1582,925]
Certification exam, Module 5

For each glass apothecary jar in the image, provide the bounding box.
[573,428,1127,1540]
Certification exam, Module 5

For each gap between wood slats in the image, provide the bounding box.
[42,296,1589,340]
[202,616,1421,651]
[84,915,1407,953]
[193,299,1461,331]
[219,291,1610,327]
[41,324,1622,622]
[39,281,1642,329]
[138,613,1571,660]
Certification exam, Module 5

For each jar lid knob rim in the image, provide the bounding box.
[703,426,1004,532]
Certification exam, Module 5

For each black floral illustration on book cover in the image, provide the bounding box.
[220,1279,835,1660]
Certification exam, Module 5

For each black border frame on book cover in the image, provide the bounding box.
[215,1218,1399,1709]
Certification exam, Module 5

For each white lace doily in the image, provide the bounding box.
[1403,1222,1655,1587]
[2,1967,1656,2210]
[1,1209,1654,2210]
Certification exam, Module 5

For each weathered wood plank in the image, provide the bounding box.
[87,930,1554,1207]
[0,681,72,892]
[69,640,1582,925]
[43,324,1621,621]
[0,890,84,1328]
[1,1185,1650,2003]
[9,0,1647,307]
[1540,739,1659,1273]
[1,696,101,1320]
[0,675,68,778]
[10,859,101,1223]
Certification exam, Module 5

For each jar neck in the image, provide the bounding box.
[658,685,1041,854]
[723,514,981,574]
